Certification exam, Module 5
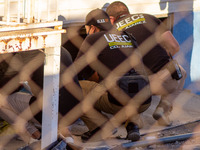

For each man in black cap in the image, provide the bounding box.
[76,8,112,81]
[85,8,112,35]
[76,8,152,142]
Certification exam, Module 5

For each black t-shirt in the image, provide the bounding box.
[76,29,152,106]
[76,29,135,80]
[115,13,170,73]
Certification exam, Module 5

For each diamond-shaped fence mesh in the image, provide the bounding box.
[0,4,200,150]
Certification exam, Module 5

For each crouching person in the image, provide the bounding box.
[75,8,152,142]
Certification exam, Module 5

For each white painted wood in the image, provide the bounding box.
[5,0,10,24]
[17,0,20,23]
[37,0,40,22]
[31,0,35,22]
[47,0,50,21]
[42,46,61,149]
[22,0,25,19]
[55,0,58,21]
[0,21,63,32]
[0,22,65,149]
[27,0,30,23]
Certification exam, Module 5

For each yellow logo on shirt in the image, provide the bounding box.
[104,34,133,49]
[116,14,146,31]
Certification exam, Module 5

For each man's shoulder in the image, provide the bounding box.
[115,13,161,31]
[125,13,157,20]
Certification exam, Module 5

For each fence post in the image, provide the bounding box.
[41,46,61,149]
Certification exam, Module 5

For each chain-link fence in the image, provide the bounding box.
[0,2,200,150]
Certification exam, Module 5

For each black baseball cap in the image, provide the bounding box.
[85,8,112,31]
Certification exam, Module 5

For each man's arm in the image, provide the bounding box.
[157,31,180,56]
[75,40,96,80]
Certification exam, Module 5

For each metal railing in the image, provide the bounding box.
[1,0,59,25]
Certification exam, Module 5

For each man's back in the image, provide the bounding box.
[114,13,170,74]
[78,29,136,80]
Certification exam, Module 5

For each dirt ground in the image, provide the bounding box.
[68,90,200,149]
[70,90,200,149]
[1,90,200,150]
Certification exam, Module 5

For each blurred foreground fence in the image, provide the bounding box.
[0,0,200,150]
